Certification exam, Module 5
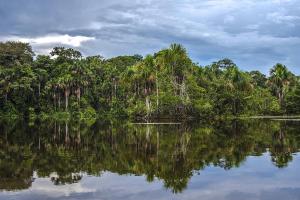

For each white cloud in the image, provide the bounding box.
[2,34,95,47]
[0,34,95,55]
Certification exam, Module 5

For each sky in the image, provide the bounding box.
[0,0,300,74]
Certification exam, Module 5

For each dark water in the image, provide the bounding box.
[1,119,300,200]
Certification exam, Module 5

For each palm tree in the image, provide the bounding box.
[268,63,290,107]
[58,74,73,111]
[71,59,91,103]
[224,66,253,115]
[0,67,13,102]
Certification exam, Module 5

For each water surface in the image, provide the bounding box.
[0,119,300,200]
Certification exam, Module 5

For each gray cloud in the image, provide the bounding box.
[0,0,300,74]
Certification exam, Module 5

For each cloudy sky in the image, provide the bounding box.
[0,0,300,74]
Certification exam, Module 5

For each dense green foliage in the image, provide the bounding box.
[0,41,299,120]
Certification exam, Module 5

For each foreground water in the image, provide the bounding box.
[0,119,300,200]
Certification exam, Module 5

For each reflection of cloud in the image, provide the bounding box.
[29,178,95,198]
[225,188,300,200]
[260,188,300,200]
[1,154,300,200]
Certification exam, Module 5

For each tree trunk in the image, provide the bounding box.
[114,80,117,98]
[54,121,57,140]
[58,123,61,137]
[145,96,151,119]
[156,69,159,109]
[146,96,151,119]
[233,99,236,115]
[111,78,117,99]
[76,87,81,103]
[278,91,284,108]
[53,92,56,111]
[38,135,41,150]
[58,94,61,109]
[144,83,147,95]
[76,129,81,145]
[65,122,69,144]
[38,82,41,97]
[65,88,70,110]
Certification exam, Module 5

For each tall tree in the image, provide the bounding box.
[0,41,34,67]
[50,47,81,111]
[268,64,290,108]
[224,66,253,115]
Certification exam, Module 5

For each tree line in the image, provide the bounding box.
[0,41,300,120]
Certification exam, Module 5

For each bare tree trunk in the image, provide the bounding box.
[76,128,81,145]
[146,96,151,119]
[38,135,41,150]
[278,91,284,108]
[111,78,117,99]
[54,121,57,141]
[156,69,159,109]
[53,92,56,111]
[58,123,61,138]
[278,92,281,105]
[144,83,147,95]
[76,87,81,102]
[58,94,61,110]
[65,88,70,110]
[65,122,69,144]
[233,99,236,115]
[114,81,117,98]
[38,82,41,97]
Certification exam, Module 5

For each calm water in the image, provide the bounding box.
[1,119,300,200]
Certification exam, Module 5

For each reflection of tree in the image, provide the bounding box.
[0,128,34,191]
[51,173,82,185]
[0,119,300,192]
[269,123,295,168]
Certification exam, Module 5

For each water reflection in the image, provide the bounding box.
[0,119,299,195]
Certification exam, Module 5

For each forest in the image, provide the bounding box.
[0,41,300,120]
